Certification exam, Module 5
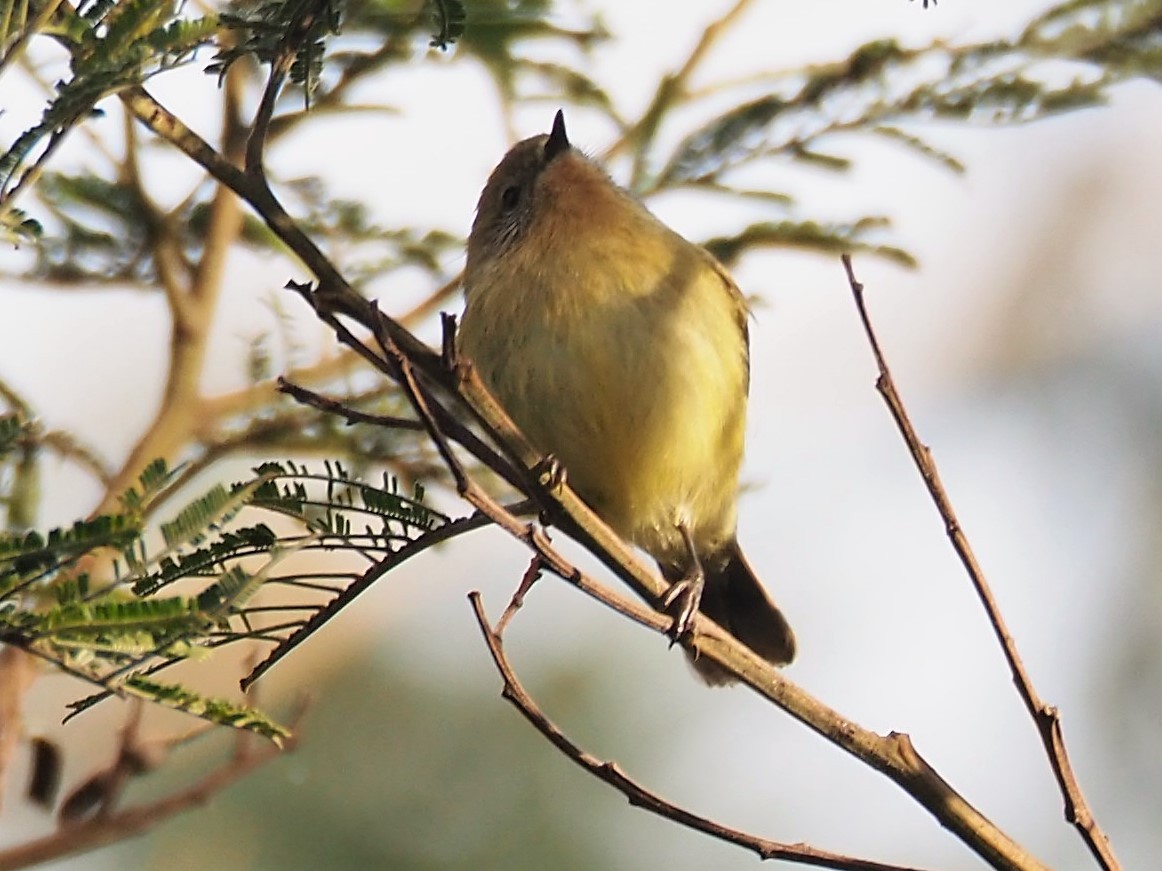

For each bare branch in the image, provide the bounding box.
[246,46,294,179]
[496,555,543,635]
[469,593,934,871]
[841,254,1122,871]
[276,377,424,431]
[270,192,1048,871]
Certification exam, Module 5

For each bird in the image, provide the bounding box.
[458,110,795,683]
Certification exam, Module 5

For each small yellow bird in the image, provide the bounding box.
[460,111,795,682]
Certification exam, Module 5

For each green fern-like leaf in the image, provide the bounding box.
[122,677,291,744]
[125,457,174,508]
[871,126,966,173]
[2,458,459,734]
[0,2,216,194]
[703,218,916,270]
[1021,0,1162,58]
[195,539,305,620]
[89,0,175,63]
[134,523,279,597]
[359,478,443,532]
[1,206,43,245]
[158,476,267,552]
[80,0,120,26]
[0,515,142,591]
[915,73,1108,124]
[658,95,788,186]
[51,574,92,605]
[36,595,203,636]
[210,0,342,102]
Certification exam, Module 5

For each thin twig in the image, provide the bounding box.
[374,310,471,492]
[496,555,543,634]
[94,64,249,516]
[240,510,493,689]
[246,43,294,178]
[276,378,424,431]
[841,254,1121,871]
[469,593,933,871]
[274,188,1048,871]
[0,126,68,214]
[452,474,1046,871]
[39,430,112,487]
[605,0,755,190]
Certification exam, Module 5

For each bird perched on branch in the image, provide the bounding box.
[459,110,795,683]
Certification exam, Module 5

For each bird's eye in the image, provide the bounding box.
[500,184,521,212]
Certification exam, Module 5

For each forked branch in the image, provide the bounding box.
[469,593,933,871]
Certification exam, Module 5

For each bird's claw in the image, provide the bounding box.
[533,454,566,492]
[660,566,704,648]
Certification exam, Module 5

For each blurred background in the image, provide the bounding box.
[1,1,1160,869]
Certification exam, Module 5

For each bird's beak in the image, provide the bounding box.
[544,109,570,161]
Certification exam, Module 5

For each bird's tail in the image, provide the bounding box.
[674,540,796,685]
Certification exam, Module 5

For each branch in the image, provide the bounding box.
[277,196,1048,871]
[94,64,250,515]
[0,708,301,870]
[606,0,755,190]
[469,593,931,871]
[0,648,38,812]
[840,255,1121,871]
[245,33,294,178]
[38,430,113,488]
[240,508,494,689]
[275,377,424,431]
[114,61,1050,871]
[447,463,1046,869]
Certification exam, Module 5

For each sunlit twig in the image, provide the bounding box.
[841,254,1121,871]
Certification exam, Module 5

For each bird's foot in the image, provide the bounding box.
[660,565,705,647]
[533,454,566,493]
[531,454,567,528]
[660,522,705,646]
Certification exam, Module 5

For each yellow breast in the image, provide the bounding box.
[460,203,748,565]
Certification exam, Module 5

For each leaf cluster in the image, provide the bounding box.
[0,0,218,201]
[0,457,447,740]
[654,20,1141,190]
[209,0,344,101]
[6,0,1162,286]
[0,202,42,244]
[621,0,1162,265]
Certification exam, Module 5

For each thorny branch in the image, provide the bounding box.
[840,255,1121,871]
